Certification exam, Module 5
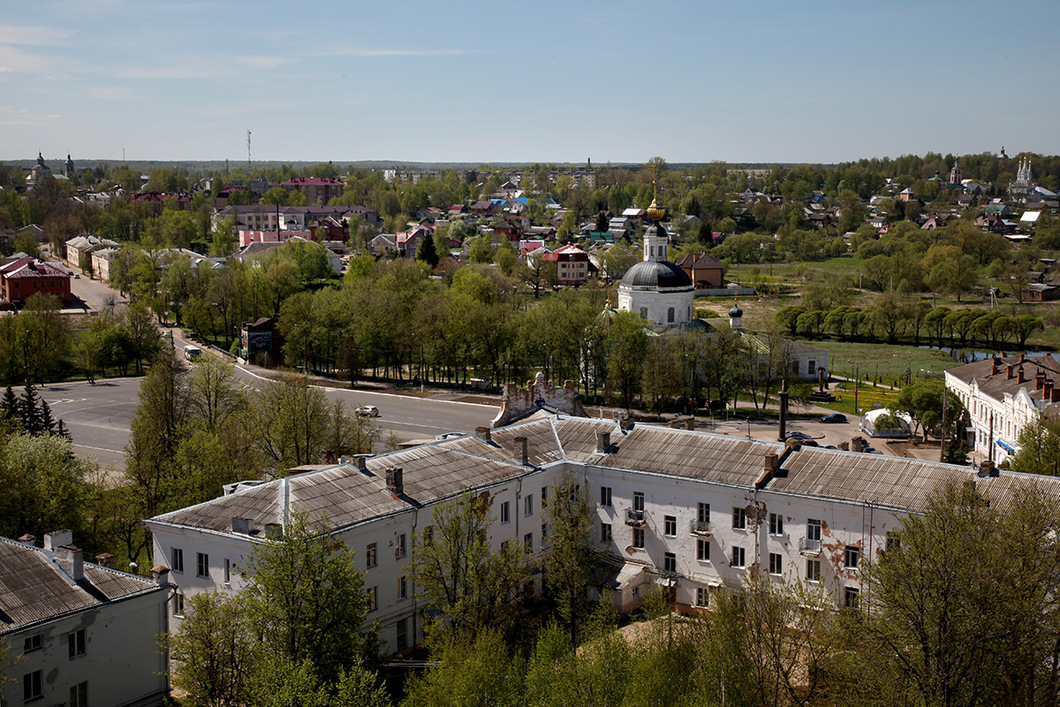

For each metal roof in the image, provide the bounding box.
[0,538,162,635]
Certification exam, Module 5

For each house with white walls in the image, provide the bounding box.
[146,414,1060,655]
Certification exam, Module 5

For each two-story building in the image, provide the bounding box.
[0,532,171,707]
[0,257,72,306]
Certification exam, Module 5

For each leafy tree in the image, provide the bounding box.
[605,311,650,412]
[1011,413,1060,476]
[411,492,534,637]
[894,379,963,443]
[416,231,439,268]
[542,471,595,643]
[242,511,375,683]
[0,432,95,540]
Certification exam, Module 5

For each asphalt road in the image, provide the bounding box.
[40,372,499,473]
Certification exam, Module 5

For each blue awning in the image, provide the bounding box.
[996,439,1016,453]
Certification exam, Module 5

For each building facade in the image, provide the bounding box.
[0,257,72,306]
[616,210,695,328]
[146,414,1051,655]
[945,354,1060,463]
[0,532,171,707]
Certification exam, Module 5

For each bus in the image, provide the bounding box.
[183,345,202,362]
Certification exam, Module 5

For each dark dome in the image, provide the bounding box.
[729,305,743,318]
[621,260,694,289]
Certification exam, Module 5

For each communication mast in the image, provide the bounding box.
[246,130,252,173]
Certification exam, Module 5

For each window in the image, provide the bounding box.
[23,670,42,702]
[171,547,184,573]
[367,586,378,612]
[632,586,641,599]
[500,501,510,524]
[22,634,41,653]
[696,587,709,607]
[633,492,644,512]
[600,486,613,507]
[501,539,510,553]
[697,538,710,561]
[541,487,548,508]
[196,552,210,578]
[697,502,710,524]
[844,586,860,608]
[396,534,407,559]
[805,518,822,552]
[524,494,534,517]
[769,553,782,575]
[423,525,433,546]
[886,532,900,553]
[173,593,185,616]
[664,515,677,537]
[808,359,816,375]
[664,552,676,573]
[640,307,647,319]
[844,545,860,570]
[769,512,784,536]
[524,532,533,553]
[224,558,231,583]
[396,618,409,652]
[366,543,377,568]
[732,546,746,568]
[542,523,548,540]
[397,575,407,600]
[632,527,645,549]
[732,507,746,530]
[68,628,86,659]
[667,307,675,323]
[601,523,612,543]
[806,560,821,582]
[69,681,88,707]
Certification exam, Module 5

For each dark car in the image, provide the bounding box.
[784,431,812,441]
[820,413,848,424]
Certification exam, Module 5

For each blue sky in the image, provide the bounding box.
[2,0,1059,165]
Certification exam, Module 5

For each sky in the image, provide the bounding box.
[2,0,1059,166]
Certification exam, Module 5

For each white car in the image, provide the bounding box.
[355,405,379,417]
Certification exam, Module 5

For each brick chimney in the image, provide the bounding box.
[1007,364,1015,379]
[55,545,83,582]
[1036,369,1046,390]
[1044,379,1054,400]
[1020,352,1027,365]
[151,566,170,586]
[95,552,114,568]
[991,358,1000,376]
[850,436,864,453]
[596,431,611,454]
[513,436,529,465]
[1018,366,1027,384]
[18,534,36,546]
[353,454,370,472]
[476,426,492,443]
[44,530,73,551]
[386,466,404,495]
[764,454,780,474]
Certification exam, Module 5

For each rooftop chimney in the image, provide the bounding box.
[514,436,528,465]
[979,459,998,477]
[44,530,73,551]
[386,466,404,495]
[991,358,1000,376]
[596,430,611,454]
[55,545,83,582]
[353,454,370,472]
[18,534,36,546]
[476,426,492,444]
[1052,386,1060,403]
[685,416,695,431]
[232,517,253,534]
[1007,364,1015,379]
[151,566,170,586]
[1036,369,1046,390]
[1018,366,1027,384]
[1020,352,1027,365]
[95,552,114,568]
[850,436,864,453]
[1043,379,1054,400]
[764,454,780,474]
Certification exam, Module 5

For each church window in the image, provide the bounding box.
[640,308,647,319]
[667,307,675,323]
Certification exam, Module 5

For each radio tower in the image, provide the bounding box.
[246,130,252,173]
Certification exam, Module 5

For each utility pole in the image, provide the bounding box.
[247,130,252,173]
[939,386,948,462]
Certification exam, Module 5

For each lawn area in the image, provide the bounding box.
[824,381,902,416]
[810,340,957,383]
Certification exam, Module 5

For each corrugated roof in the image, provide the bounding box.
[0,538,161,634]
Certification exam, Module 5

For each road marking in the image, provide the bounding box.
[233,365,497,409]
[73,443,124,454]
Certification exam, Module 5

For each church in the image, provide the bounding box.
[615,197,695,328]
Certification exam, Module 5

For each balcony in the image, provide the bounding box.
[799,537,822,557]
[689,519,713,537]
[625,508,646,527]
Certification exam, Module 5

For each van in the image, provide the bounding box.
[183,345,202,362]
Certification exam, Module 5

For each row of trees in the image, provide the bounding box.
[775,298,1045,348]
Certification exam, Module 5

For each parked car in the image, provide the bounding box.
[784,431,812,441]
[355,405,379,417]
[820,413,848,424]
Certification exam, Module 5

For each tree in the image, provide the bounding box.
[605,311,650,412]
[242,511,375,684]
[411,492,533,637]
[894,379,963,443]
[416,231,440,268]
[542,471,595,643]
[249,376,334,474]
[1011,413,1060,476]
[853,480,1060,707]
[0,432,94,540]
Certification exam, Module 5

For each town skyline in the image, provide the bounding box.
[3,0,1060,164]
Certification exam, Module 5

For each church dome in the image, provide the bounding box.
[728,304,743,318]
[621,260,693,290]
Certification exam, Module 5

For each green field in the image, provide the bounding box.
[811,340,956,383]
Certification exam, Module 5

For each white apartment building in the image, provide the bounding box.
[147,414,1060,655]
[0,532,171,707]
[945,353,1060,463]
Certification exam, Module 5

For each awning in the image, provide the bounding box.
[603,563,648,590]
[996,439,1016,453]
[654,576,678,588]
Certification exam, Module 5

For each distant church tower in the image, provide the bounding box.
[1010,157,1034,198]
[948,159,961,186]
[65,154,74,178]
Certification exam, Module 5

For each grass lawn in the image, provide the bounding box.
[823,381,902,416]
[811,340,955,383]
